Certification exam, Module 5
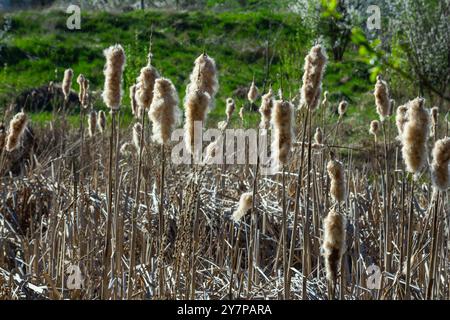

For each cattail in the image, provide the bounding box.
[314,127,323,145]
[247,81,259,103]
[374,75,390,121]
[133,122,144,151]
[62,68,73,101]
[81,79,90,108]
[225,98,235,122]
[431,106,439,124]
[186,53,219,102]
[401,97,430,173]
[77,74,86,104]
[0,123,6,151]
[97,110,107,133]
[338,100,347,117]
[431,137,450,191]
[102,44,126,111]
[321,91,329,108]
[218,120,228,131]
[184,90,210,154]
[322,209,346,282]
[370,120,380,137]
[136,65,159,111]
[88,110,97,137]
[431,106,439,138]
[396,103,409,138]
[259,87,274,129]
[130,84,138,116]
[148,77,181,145]
[204,136,223,165]
[231,192,253,222]
[327,159,346,202]
[299,44,328,110]
[271,100,294,169]
[120,142,137,157]
[5,112,28,152]
[239,106,244,122]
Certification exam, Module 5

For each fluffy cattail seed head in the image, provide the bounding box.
[62,68,73,101]
[321,90,329,108]
[184,90,211,154]
[130,84,138,116]
[77,74,86,104]
[120,142,137,158]
[314,127,323,145]
[431,137,450,190]
[247,81,259,103]
[218,120,228,131]
[97,110,107,133]
[239,106,244,122]
[88,111,97,137]
[271,100,294,169]
[148,77,181,145]
[431,106,439,125]
[374,75,390,121]
[102,44,126,111]
[186,53,219,104]
[299,44,328,110]
[133,122,144,151]
[259,88,274,129]
[136,65,159,110]
[204,136,224,165]
[327,159,346,202]
[370,120,380,136]
[322,209,346,282]
[0,123,6,151]
[6,112,28,152]
[232,192,253,222]
[396,103,409,138]
[338,100,348,117]
[401,97,430,173]
[226,98,235,122]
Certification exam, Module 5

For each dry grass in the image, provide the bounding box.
[0,47,449,301]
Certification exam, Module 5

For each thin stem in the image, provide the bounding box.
[301,107,313,300]
[127,113,146,299]
[102,110,116,299]
[426,190,440,299]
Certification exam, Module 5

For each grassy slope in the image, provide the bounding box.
[0,9,380,143]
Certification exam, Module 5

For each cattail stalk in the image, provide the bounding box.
[148,77,180,296]
[101,44,125,299]
[427,138,450,299]
[287,108,308,298]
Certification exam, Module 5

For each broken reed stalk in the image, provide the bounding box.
[127,113,146,299]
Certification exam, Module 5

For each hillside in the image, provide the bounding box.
[0,9,376,134]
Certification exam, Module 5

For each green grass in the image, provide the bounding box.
[0,8,376,144]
